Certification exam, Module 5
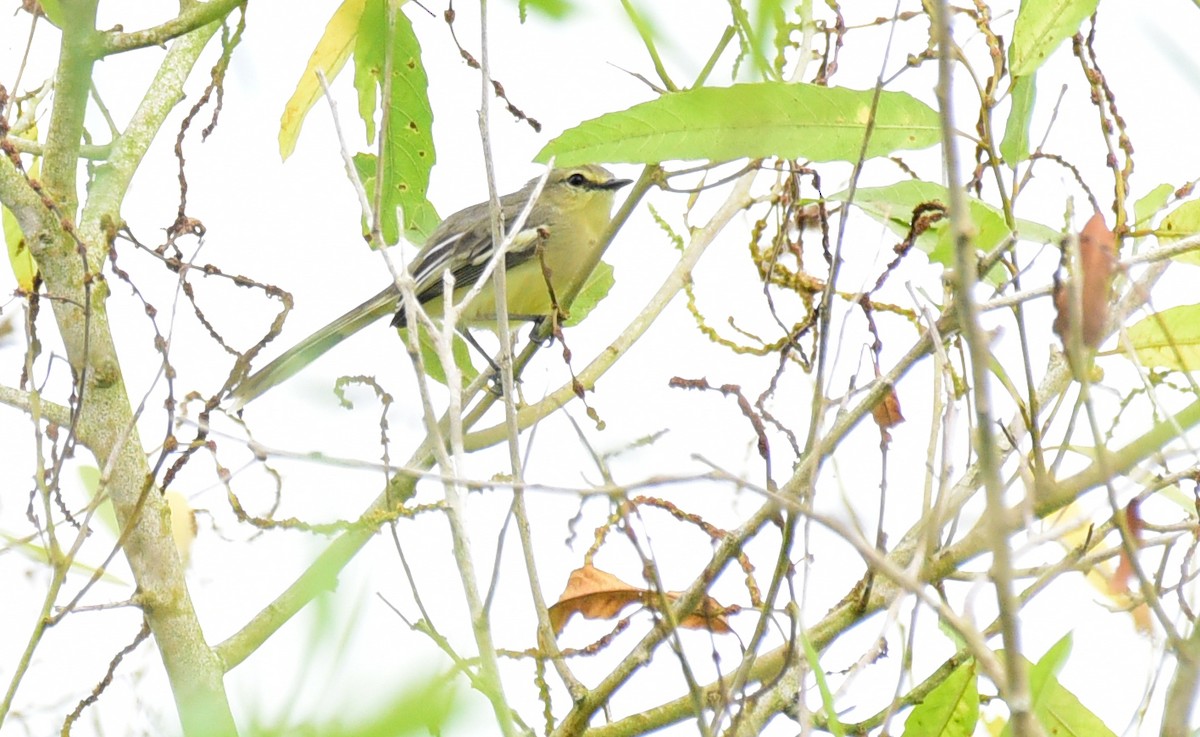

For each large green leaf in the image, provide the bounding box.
[901,660,978,737]
[354,1,439,244]
[832,180,1059,279]
[1122,304,1200,371]
[536,83,940,166]
[1008,0,1099,77]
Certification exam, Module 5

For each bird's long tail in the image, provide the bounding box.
[229,285,400,409]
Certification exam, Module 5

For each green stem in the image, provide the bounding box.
[619,0,677,91]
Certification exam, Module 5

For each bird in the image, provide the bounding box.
[228,164,632,408]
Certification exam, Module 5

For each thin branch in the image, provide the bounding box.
[92,0,247,56]
[932,2,1038,735]
[0,385,74,427]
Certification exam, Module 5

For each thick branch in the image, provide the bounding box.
[7,7,243,735]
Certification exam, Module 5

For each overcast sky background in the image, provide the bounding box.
[3,1,1200,735]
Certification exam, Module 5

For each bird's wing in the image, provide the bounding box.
[408,197,548,304]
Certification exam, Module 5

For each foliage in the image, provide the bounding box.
[2,1,1200,737]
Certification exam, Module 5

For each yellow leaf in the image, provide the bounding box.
[166,491,198,567]
[2,204,37,291]
[3,151,39,290]
[1055,503,1150,633]
[278,0,368,160]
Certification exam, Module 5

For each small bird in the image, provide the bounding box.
[229,164,632,408]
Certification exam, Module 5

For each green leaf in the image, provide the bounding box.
[1121,304,1200,371]
[353,0,386,145]
[831,180,1059,282]
[901,660,978,737]
[257,672,459,736]
[79,465,119,536]
[1132,183,1174,231]
[1028,635,1116,737]
[355,4,441,243]
[758,0,791,79]
[353,152,380,240]
[536,82,941,167]
[3,204,37,291]
[410,326,479,387]
[1028,633,1072,687]
[1008,0,1099,77]
[342,676,459,736]
[729,0,776,79]
[1159,200,1200,265]
[801,629,845,737]
[352,152,376,185]
[998,635,1117,737]
[36,0,65,27]
[1032,671,1118,737]
[0,532,127,585]
[516,0,574,21]
[563,261,614,326]
[279,0,367,160]
[1000,75,1036,164]
[937,616,968,650]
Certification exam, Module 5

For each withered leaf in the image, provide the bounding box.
[1053,212,1117,350]
[1111,498,1144,596]
[549,565,644,635]
[871,388,905,430]
[549,564,734,635]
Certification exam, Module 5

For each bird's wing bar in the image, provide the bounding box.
[410,230,466,287]
[410,222,545,301]
[437,233,546,310]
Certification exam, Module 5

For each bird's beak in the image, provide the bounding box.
[602,178,633,191]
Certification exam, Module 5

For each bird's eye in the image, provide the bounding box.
[567,173,588,187]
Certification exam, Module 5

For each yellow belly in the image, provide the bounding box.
[423,213,606,329]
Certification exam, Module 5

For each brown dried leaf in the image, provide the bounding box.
[549,565,645,635]
[1056,502,1151,633]
[872,388,905,430]
[549,564,734,635]
[1053,212,1117,349]
[663,590,734,633]
[1111,499,1144,595]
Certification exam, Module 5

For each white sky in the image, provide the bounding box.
[3,1,1200,735]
